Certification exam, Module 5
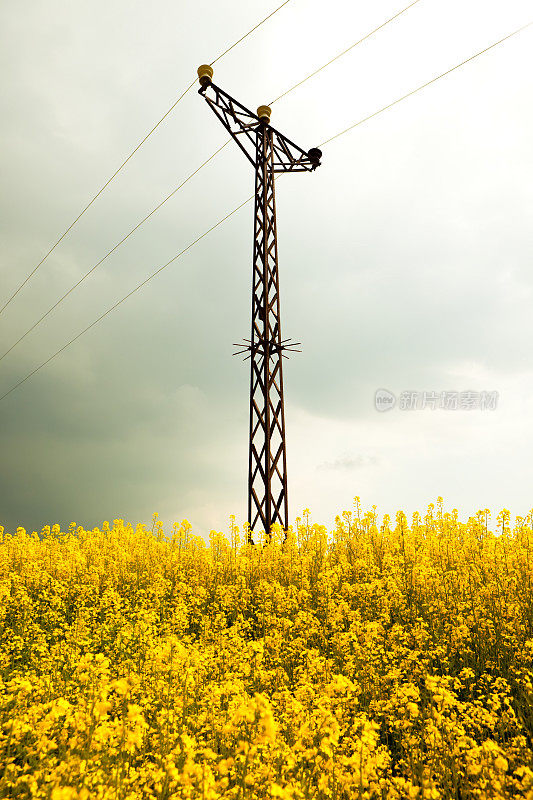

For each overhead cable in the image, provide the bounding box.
[0,0,293,317]
[0,141,230,364]
[320,21,532,147]
[0,0,425,362]
[1,22,530,402]
[270,0,423,105]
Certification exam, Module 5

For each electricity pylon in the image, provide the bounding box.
[197,65,321,542]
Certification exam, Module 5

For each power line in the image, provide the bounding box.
[0,195,254,404]
[319,21,532,147]
[211,0,292,66]
[0,0,293,319]
[1,22,530,403]
[0,0,425,364]
[0,77,193,319]
[270,0,423,105]
[0,141,229,365]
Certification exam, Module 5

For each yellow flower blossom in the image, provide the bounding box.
[0,504,532,798]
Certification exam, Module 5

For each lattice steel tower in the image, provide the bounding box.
[197,65,321,540]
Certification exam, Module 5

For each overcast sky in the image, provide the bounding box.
[1,0,532,536]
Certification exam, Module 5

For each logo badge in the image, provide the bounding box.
[375,388,396,412]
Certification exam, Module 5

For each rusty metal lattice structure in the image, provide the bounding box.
[198,66,321,541]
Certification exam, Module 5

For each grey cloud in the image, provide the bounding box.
[1,0,531,535]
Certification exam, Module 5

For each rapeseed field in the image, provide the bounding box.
[1,499,532,799]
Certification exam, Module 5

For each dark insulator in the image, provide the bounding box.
[308,147,322,166]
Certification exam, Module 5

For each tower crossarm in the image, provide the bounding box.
[270,128,318,173]
[198,75,322,173]
[199,81,259,168]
